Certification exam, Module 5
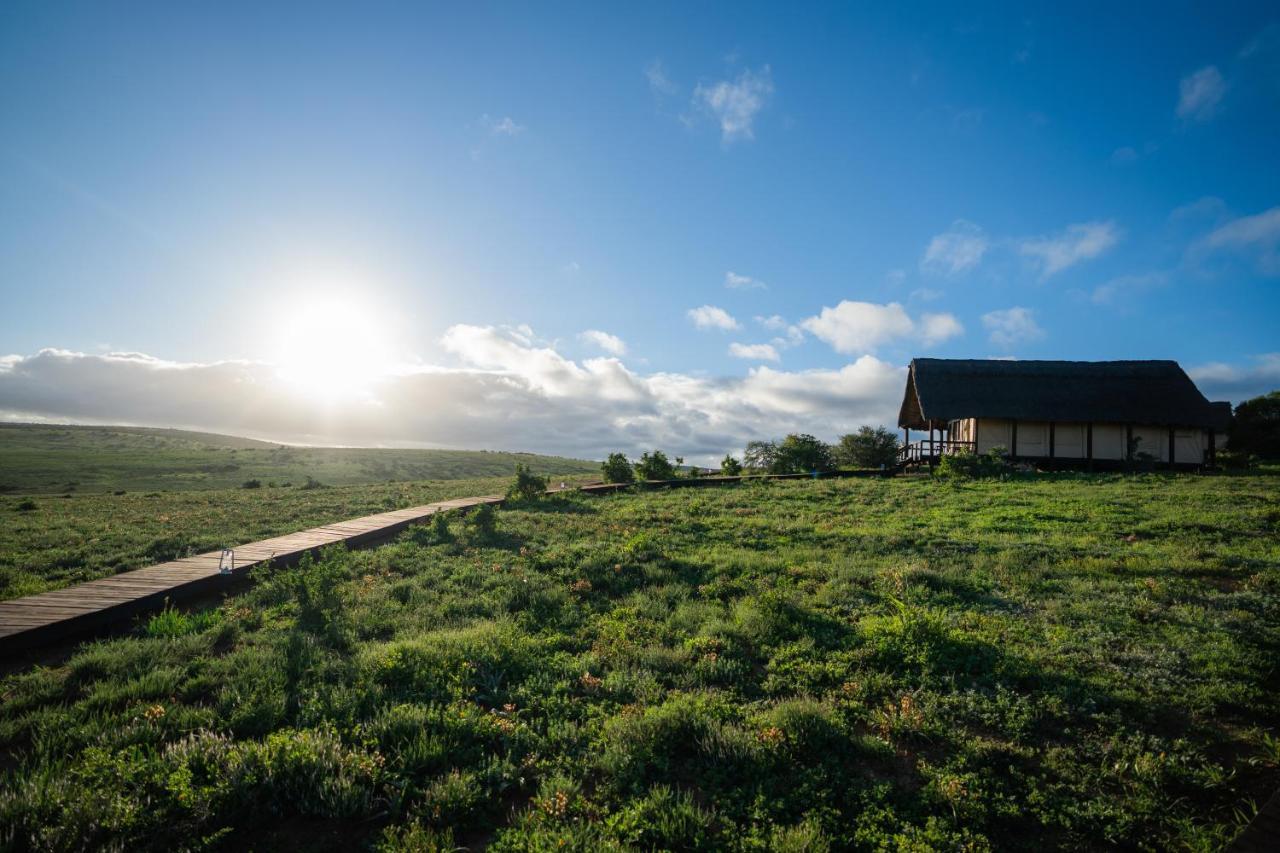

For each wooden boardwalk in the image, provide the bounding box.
[0,494,503,653]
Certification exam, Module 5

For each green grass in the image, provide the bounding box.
[0,423,599,494]
[1,472,1277,850]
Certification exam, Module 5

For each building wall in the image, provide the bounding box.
[1092,424,1125,460]
[1055,423,1087,458]
[961,418,1207,463]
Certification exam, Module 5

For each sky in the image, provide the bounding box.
[1,2,1278,462]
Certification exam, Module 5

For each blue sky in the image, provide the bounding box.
[1,3,1277,459]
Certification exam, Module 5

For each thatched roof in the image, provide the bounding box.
[898,358,1232,430]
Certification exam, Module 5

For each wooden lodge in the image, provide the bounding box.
[896,358,1232,469]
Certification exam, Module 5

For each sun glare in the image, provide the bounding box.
[274,298,392,402]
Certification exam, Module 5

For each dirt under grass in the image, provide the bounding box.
[1,472,1278,850]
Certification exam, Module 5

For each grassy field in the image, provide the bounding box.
[0,424,599,494]
[0,476,597,600]
[1,472,1277,850]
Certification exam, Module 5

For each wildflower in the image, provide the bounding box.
[579,672,603,691]
[143,704,166,722]
[758,726,785,746]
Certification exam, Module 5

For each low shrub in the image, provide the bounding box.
[241,479,262,490]
[934,448,1011,480]
[1216,449,1256,470]
[506,464,547,502]
[601,453,635,484]
[466,504,498,541]
[634,450,677,482]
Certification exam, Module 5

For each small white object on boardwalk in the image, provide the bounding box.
[0,494,503,653]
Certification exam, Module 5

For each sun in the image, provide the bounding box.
[274,297,392,402]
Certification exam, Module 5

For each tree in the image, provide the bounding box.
[634,450,677,481]
[720,454,743,476]
[1230,391,1280,460]
[601,453,635,484]
[506,463,547,501]
[834,426,900,469]
[742,440,778,472]
[772,434,836,474]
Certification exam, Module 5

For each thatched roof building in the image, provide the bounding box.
[897,359,1231,468]
[899,359,1232,430]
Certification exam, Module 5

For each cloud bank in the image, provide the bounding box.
[0,330,907,464]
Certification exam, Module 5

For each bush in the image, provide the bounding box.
[934,448,1010,480]
[300,476,325,490]
[771,434,835,475]
[242,479,262,490]
[466,504,498,540]
[15,498,37,512]
[506,464,547,502]
[1216,449,1257,470]
[720,455,743,476]
[634,450,677,482]
[601,453,635,484]
[834,426,899,469]
[1229,391,1280,460]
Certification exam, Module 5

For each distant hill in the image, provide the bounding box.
[0,423,600,494]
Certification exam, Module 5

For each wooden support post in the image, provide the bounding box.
[1086,423,1093,471]
[1011,420,1018,459]
[1208,429,1216,468]
[1048,422,1056,466]
[1125,424,1133,462]
[904,428,909,462]
[1168,427,1176,469]
[973,419,980,454]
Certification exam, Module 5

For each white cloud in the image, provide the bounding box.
[921,220,989,275]
[1090,271,1167,306]
[982,307,1044,348]
[687,305,740,331]
[1019,220,1120,277]
[1194,206,1280,274]
[645,60,678,96]
[728,342,780,362]
[801,301,962,354]
[1110,146,1138,165]
[1177,65,1227,121]
[754,315,804,348]
[0,336,908,465]
[480,114,525,136]
[1188,353,1280,402]
[579,329,627,356]
[725,271,767,289]
[918,313,965,346]
[910,288,943,302]
[693,66,773,142]
[755,314,789,331]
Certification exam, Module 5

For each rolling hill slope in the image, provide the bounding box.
[0,423,599,493]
